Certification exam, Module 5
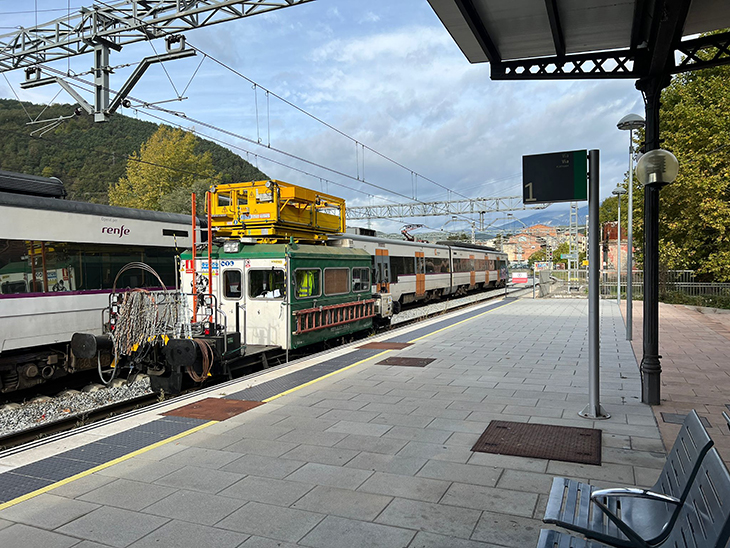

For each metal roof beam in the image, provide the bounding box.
[637,0,692,79]
[493,50,636,80]
[452,0,502,65]
[673,32,730,74]
[544,0,565,58]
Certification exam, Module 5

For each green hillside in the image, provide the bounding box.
[0,99,267,203]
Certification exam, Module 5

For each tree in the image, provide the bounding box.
[654,59,730,281]
[110,126,221,213]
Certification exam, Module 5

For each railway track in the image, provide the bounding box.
[0,392,160,451]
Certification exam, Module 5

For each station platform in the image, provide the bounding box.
[0,297,669,548]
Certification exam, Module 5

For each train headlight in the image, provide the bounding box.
[223,241,240,253]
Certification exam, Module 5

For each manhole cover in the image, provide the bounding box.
[662,412,711,427]
[472,420,602,465]
[358,342,413,350]
[163,398,264,421]
[375,357,435,367]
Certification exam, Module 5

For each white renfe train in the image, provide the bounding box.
[330,233,508,313]
[0,177,197,393]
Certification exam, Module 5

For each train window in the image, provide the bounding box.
[416,256,426,275]
[390,256,415,281]
[324,268,350,296]
[0,238,178,296]
[249,269,286,299]
[294,268,321,299]
[352,267,370,292]
[223,269,242,299]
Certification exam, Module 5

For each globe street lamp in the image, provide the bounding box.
[617,113,645,340]
[612,185,627,306]
[634,148,679,404]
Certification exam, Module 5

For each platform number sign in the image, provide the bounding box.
[522,150,588,204]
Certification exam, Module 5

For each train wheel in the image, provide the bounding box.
[392,300,402,315]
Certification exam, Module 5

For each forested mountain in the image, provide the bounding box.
[0,99,267,203]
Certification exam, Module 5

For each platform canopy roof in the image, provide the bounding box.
[427,0,730,80]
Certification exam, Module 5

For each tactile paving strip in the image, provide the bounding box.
[472,420,602,465]
[0,415,209,504]
[358,342,413,350]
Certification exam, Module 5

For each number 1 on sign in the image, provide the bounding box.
[524,182,536,202]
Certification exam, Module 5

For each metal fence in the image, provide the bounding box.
[536,269,730,299]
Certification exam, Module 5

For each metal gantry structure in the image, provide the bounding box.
[0,0,313,121]
[346,195,548,227]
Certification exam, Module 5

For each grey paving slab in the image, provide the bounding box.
[325,420,393,437]
[141,489,245,525]
[221,454,306,479]
[280,443,359,466]
[50,474,117,499]
[345,452,427,476]
[0,523,80,548]
[440,482,538,518]
[357,472,450,503]
[408,531,502,548]
[218,475,314,506]
[221,437,299,457]
[376,498,481,540]
[333,434,408,455]
[0,518,11,531]
[216,501,324,543]
[0,494,99,530]
[276,429,349,447]
[215,423,295,442]
[285,462,373,490]
[291,485,393,521]
[300,515,416,548]
[57,506,169,548]
[239,537,299,548]
[383,426,452,444]
[416,459,502,487]
[471,511,544,548]
[73,541,115,548]
[78,478,176,511]
[128,519,248,548]
[160,446,242,469]
[153,465,242,494]
[396,440,473,463]
[95,458,184,483]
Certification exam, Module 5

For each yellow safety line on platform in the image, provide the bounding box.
[263,299,515,402]
[0,420,218,511]
[407,299,516,343]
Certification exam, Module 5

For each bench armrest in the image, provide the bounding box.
[591,487,680,505]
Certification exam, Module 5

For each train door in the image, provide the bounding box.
[469,255,476,287]
[374,248,390,292]
[245,261,288,347]
[220,264,243,334]
[415,252,426,297]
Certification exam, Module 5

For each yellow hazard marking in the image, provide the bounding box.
[0,420,218,511]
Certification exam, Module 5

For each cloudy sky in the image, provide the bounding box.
[0,0,645,233]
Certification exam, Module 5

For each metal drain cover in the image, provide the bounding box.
[358,342,413,350]
[375,357,435,367]
[163,398,264,421]
[472,420,602,465]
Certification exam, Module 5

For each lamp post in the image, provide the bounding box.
[612,185,627,306]
[617,113,645,340]
[635,149,679,404]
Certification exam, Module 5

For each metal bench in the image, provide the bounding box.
[537,447,730,548]
[543,410,712,548]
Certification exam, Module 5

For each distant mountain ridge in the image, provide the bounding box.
[0,99,267,204]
